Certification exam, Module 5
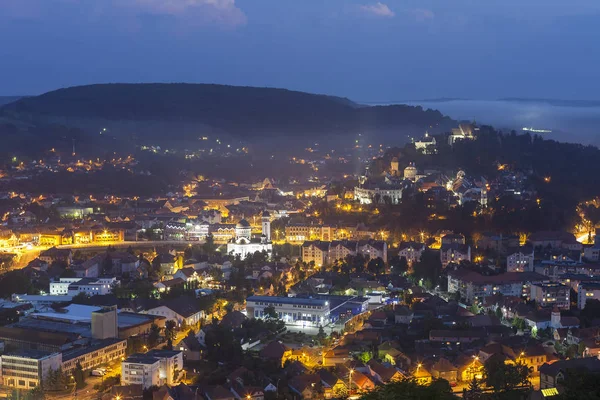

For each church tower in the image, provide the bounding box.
[261,211,271,242]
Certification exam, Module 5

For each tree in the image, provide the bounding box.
[359,378,456,400]
[465,377,482,400]
[316,325,327,345]
[202,234,217,255]
[367,257,385,275]
[412,249,443,286]
[74,361,85,389]
[148,323,160,348]
[483,355,530,394]
[264,305,279,321]
[511,317,527,331]
[165,320,177,349]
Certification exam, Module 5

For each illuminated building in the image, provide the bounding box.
[246,296,331,327]
[226,212,272,259]
[285,224,332,244]
[121,350,183,389]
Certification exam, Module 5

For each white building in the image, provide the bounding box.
[414,132,437,154]
[227,212,273,259]
[246,296,331,327]
[358,240,388,263]
[121,350,183,389]
[506,247,535,272]
[142,300,204,328]
[354,185,404,205]
[0,351,62,389]
[49,277,118,296]
[440,244,471,267]
[397,242,425,266]
[578,282,600,310]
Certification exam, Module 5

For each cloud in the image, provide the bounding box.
[359,2,395,18]
[0,0,247,27]
[412,8,434,22]
[120,0,247,27]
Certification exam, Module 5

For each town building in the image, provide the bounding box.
[358,240,388,263]
[301,241,331,267]
[226,213,273,259]
[0,351,62,389]
[49,277,118,296]
[285,224,333,244]
[121,350,183,389]
[530,282,570,309]
[447,270,546,303]
[328,240,357,263]
[414,132,437,154]
[578,282,600,310]
[506,246,535,272]
[440,244,471,267]
[246,296,331,327]
[397,242,425,266]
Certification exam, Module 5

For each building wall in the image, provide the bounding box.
[122,361,161,389]
[62,340,126,374]
[507,252,534,272]
[246,298,330,326]
[0,353,62,389]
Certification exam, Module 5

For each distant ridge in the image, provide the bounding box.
[0,96,23,107]
[0,83,455,140]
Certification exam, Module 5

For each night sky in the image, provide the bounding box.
[1,0,599,101]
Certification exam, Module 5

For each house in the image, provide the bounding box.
[430,358,458,383]
[318,369,346,399]
[393,305,414,324]
[110,252,141,275]
[301,241,331,267]
[204,386,236,400]
[288,374,321,400]
[220,311,247,330]
[440,244,471,267]
[529,231,582,251]
[259,341,292,367]
[143,298,204,327]
[539,357,600,390]
[71,255,102,278]
[429,330,485,344]
[323,348,350,367]
[506,246,535,272]
[456,354,484,382]
[367,359,404,383]
[411,364,432,385]
[154,278,185,293]
[397,242,425,266]
[357,240,387,263]
[348,370,376,393]
[175,335,203,361]
[328,240,357,262]
[106,385,144,400]
[173,267,200,283]
[39,247,73,266]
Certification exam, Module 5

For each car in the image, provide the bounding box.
[91,369,106,377]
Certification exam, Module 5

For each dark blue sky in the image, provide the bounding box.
[1,0,599,101]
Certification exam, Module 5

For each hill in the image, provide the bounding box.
[0,83,455,141]
[0,96,22,107]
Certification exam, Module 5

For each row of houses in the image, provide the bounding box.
[301,240,388,267]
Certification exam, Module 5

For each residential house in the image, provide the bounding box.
[357,240,387,263]
[397,242,425,266]
[506,246,535,272]
[440,243,471,267]
[539,358,600,390]
[301,241,331,267]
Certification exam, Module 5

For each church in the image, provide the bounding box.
[226,211,273,259]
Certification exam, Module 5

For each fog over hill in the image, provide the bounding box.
[0,83,455,145]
